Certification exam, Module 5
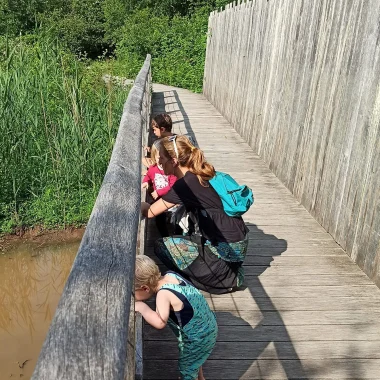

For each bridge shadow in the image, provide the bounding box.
[202,222,309,379]
[145,211,308,378]
[151,89,199,147]
[148,88,309,378]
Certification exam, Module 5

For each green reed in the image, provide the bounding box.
[0,34,128,232]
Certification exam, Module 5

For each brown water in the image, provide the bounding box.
[0,239,80,379]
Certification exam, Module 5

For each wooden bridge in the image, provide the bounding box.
[32,1,380,379]
[142,84,380,379]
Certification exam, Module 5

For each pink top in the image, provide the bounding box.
[142,164,177,197]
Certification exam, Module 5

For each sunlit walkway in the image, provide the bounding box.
[143,84,380,379]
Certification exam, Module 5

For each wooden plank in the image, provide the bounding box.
[243,255,355,265]
[203,285,380,299]
[201,309,380,326]
[144,340,380,360]
[144,323,380,342]
[135,189,148,380]
[243,264,365,276]
[204,296,380,312]
[244,274,373,287]
[242,247,349,257]
[144,359,380,379]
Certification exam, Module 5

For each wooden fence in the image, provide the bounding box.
[203,0,380,286]
[32,55,152,380]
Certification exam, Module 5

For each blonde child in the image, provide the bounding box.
[135,256,218,380]
[142,141,177,200]
[142,142,178,237]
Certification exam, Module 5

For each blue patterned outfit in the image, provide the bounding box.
[159,272,218,380]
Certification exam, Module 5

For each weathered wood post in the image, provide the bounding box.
[32,55,151,380]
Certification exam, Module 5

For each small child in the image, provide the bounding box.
[142,141,177,200]
[135,256,218,380]
[143,113,175,168]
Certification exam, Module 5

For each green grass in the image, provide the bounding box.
[0,34,129,233]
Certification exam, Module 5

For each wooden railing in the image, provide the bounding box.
[32,55,152,380]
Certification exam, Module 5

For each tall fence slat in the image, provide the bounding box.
[203,1,380,286]
[32,55,151,380]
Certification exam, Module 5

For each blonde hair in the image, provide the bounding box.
[135,256,161,289]
[161,136,215,185]
[150,141,159,165]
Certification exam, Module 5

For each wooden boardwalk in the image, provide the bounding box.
[143,84,380,379]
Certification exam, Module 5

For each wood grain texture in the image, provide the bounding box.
[203,0,380,287]
[145,83,380,379]
[32,56,152,380]
[135,189,148,380]
[145,340,380,360]
[144,359,380,379]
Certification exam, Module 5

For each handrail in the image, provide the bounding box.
[32,55,152,380]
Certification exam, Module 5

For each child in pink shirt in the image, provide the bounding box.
[142,141,178,237]
[142,142,177,200]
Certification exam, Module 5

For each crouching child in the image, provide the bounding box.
[135,256,218,380]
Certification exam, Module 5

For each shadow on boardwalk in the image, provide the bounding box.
[145,84,380,379]
[203,223,309,379]
[146,88,308,379]
[151,90,199,147]
[144,222,309,379]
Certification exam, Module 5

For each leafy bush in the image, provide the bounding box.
[0,0,234,233]
[116,7,210,92]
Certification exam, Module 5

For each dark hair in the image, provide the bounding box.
[161,136,215,185]
[152,113,172,132]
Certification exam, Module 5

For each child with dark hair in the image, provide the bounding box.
[143,113,175,168]
[151,113,173,137]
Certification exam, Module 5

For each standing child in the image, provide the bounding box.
[135,256,218,380]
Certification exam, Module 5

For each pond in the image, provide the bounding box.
[0,236,82,379]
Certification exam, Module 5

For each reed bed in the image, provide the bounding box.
[0,35,128,233]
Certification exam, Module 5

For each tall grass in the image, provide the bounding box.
[0,34,128,233]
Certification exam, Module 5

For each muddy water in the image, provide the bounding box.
[0,239,80,379]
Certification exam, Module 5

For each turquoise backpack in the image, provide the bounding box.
[209,171,254,217]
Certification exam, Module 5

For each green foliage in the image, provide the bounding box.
[117,7,210,92]
[1,0,227,58]
[38,0,105,57]
[0,0,232,233]
[0,33,128,232]
[103,0,129,45]
[0,0,68,36]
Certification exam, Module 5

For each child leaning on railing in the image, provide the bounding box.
[135,255,218,380]
[142,140,177,201]
[142,141,178,237]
